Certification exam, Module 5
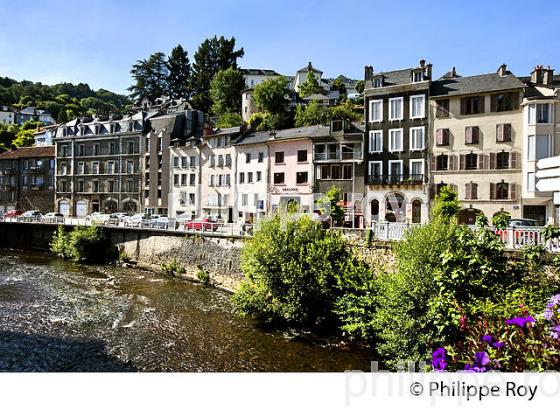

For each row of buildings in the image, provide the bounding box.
[0,106,56,125]
[0,62,559,227]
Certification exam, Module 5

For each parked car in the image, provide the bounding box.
[185,218,219,232]
[509,218,540,228]
[107,213,128,226]
[85,212,110,225]
[149,215,170,229]
[123,213,150,227]
[17,210,43,222]
[3,210,23,219]
[43,212,64,224]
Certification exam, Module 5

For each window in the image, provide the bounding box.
[369,100,383,122]
[491,92,517,112]
[436,128,450,146]
[331,165,341,179]
[409,160,424,181]
[275,151,284,164]
[436,155,448,171]
[527,172,536,192]
[273,172,285,184]
[413,71,423,82]
[528,103,552,124]
[331,120,343,132]
[190,156,197,167]
[369,161,382,182]
[296,172,308,184]
[158,137,163,152]
[461,96,484,115]
[369,130,383,152]
[465,182,478,200]
[389,97,403,120]
[410,95,425,119]
[258,152,264,163]
[465,126,480,144]
[189,193,195,206]
[528,135,553,160]
[181,156,188,167]
[189,174,195,185]
[373,77,383,88]
[181,174,187,186]
[77,162,84,175]
[465,153,478,170]
[127,160,134,174]
[342,164,352,179]
[497,152,510,169]
[297,150,307,162]
[209,175,214,186]
[109,142,116,155]
[78,180,84,192]
[239,172,245,183]
[209,155,215,167]
[436,99,450,118]
[389,129,403,152]
[79,144,85,156]
[388,160,403,182]
[174,174,180,186]
[93,144,100,156]
[242,194,248,206]
[410,127,425,151]
[246,153,251,163]
[496,124,512,142]
[108,180,114,193]
[495,182,509,200]
[256,171,262,182]
[248,172,253,183]
[225,154,231,167]
[128,141,134,154]
[92,161,99,174]
[173,156,180,167]
[218,155,224,167]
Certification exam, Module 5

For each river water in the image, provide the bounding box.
[0,250,374,372]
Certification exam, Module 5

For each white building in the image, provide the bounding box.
[0,105,15,124]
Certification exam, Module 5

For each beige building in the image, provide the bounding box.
[519,65,560,225]
[429,65,526,224]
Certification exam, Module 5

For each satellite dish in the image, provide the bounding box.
[37,160,43,167]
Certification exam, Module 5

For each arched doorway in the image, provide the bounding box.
[370,199,380,222]
[123,200,137,213]
[457,208,483,225]
[104,200,118,213]
[386,193,406,222]
[75,200,88,217]
[411,199,422,223]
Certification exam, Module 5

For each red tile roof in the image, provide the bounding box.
[0,146,55,159]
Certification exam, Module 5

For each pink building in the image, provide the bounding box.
[267,126,329,213]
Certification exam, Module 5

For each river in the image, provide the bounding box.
[0,250,374,371]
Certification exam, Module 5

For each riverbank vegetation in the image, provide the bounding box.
[50,226,116,264]
[233,189,560,371]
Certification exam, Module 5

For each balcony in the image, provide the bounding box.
[367,174,427,185]
[314,151,362,161]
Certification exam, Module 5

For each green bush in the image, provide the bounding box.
[492,211,511,229]
[431,186,461,218]
[67,226,115,264]
[50,225,71,258]
[232,214,371,328]
[161,258,185,275]
[197,268,211,285]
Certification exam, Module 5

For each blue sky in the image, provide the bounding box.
[0,0,558,95]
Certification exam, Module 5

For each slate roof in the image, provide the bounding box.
[0,146,54,159]
[431,71,525,97]
[234,131,272,146]
[241,68,281,76]
[297,63,323,74]
[372,68,416,87]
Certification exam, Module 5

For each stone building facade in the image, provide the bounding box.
[0,146,55,213]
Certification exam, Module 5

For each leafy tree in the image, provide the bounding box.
[298,70,324,98]
[355,80,364,94]
[431,185,461,218]
[329,99,362,122]
[57,109,68,124]
[294,99,329,127]
[128,51,169,100]
[248,111,289,131]
[191,36,244,112]
[12,128,35,147]
[492,211,511,229]
[216,112,244,128]
[252,77,289,114]
[317,185,345,226]
[330,77,347,100]
[166,44,191,99]
[0,123,19,152]
[209,67,246,117]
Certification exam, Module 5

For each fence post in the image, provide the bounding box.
[507,227,515,249]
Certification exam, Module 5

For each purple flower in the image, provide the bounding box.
[481,334,493,344]
[551,325,560,340]
[464,351,491,372]
[432,347,447,371]
[492,341,506,350]
[506,315,535,327]
[481,334,505,350]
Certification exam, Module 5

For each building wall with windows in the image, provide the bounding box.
[0,105,15,124]
[429,65,525,224]
[519,66,560,225]
[168,142,201,219]
[363,60,432,225]
[53,114,145,217]
[0,146,55,213]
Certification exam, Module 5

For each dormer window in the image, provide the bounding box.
[412,71,423,82]
[373,77,383,88]
[94,125,100,135]
[128,122,134,132]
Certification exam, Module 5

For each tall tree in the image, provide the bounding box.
[190,36,244,112]
[166,44,191,99]
[298,70,324,98]
[209,68,246,117]
[128,52,169,101]
[252,77,289,115]
[294,99,329,127]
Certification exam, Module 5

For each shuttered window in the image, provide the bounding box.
[465,182,478,200]
[496,123,512,142]
[465,126,479,144]
[436,128,450,146]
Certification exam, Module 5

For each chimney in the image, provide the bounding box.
[307,61,313,71]
[451,67,457,78]
[531,65,544,84]
[364,65,374,89]
[543,66,554,86]
[498,63,507,77]
[426,63,433,79]
[239,123,247,134]
[419,59,426,68]
[203,123,213,136]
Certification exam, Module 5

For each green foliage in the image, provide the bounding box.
[161,258,185,275]
[298,70,324,98]
[166,44,191,99]
[248,111,288,131]
[316,185,345,226]
[294,99,329,127]
[12,128,35,148]
[232,214,371,328]
[252,77,290,114]
[492,211,511,229]
[329,99,362,122]
[431,186,461,218]
[330,77,347,99]
[216,112,244,128]
[542,225,560,242]
[190,36,244,113]
[355,80,364,94]
[50,226,115,264]
[210,67,246,116]
[197,268,211,285]
[521,245,547,267]
[128,51,169,101]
